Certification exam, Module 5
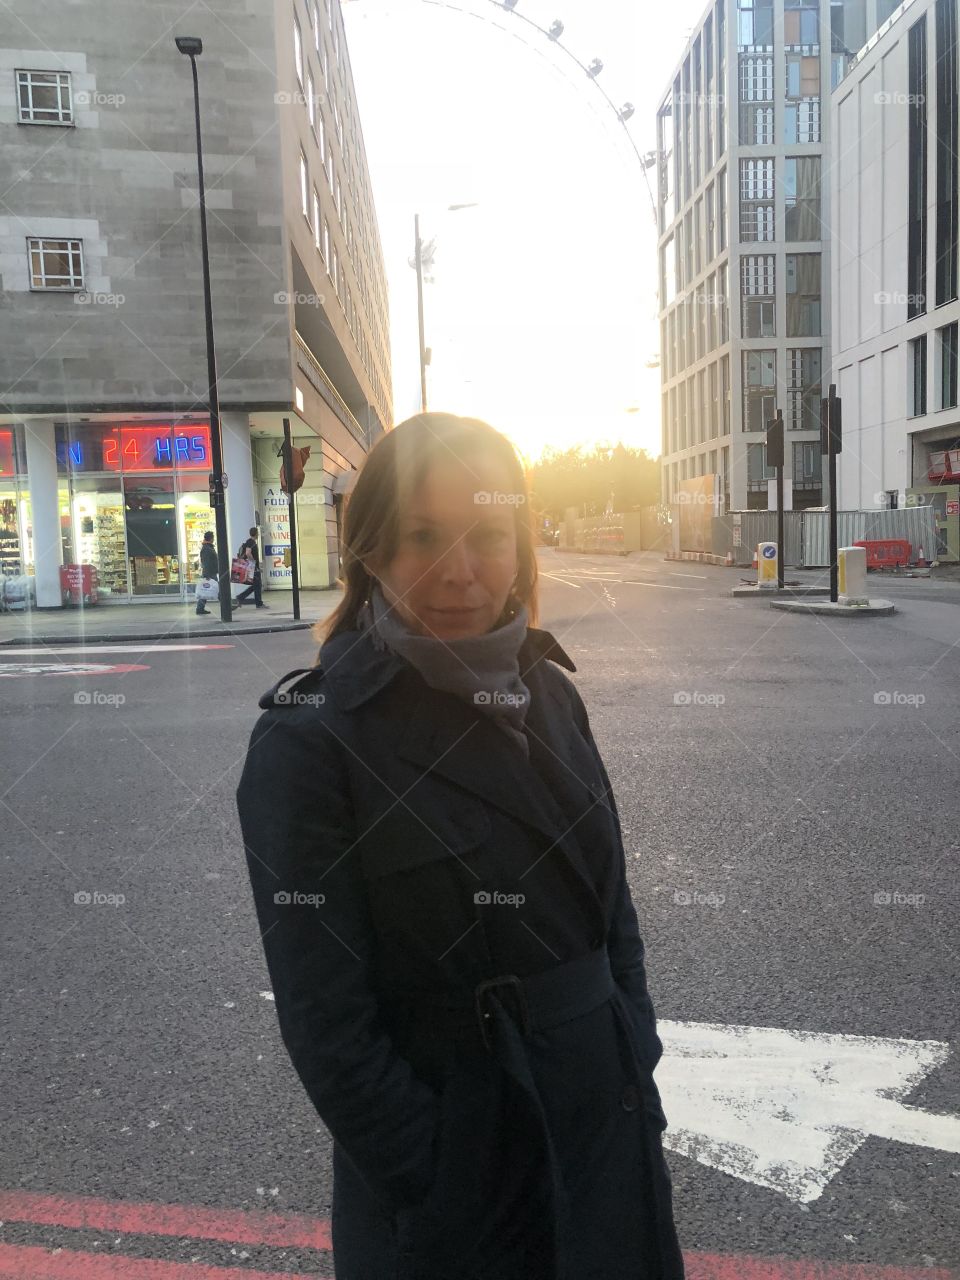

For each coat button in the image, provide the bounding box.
[620,1084,640,1112]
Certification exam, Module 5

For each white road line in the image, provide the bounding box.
[669,571,708,579]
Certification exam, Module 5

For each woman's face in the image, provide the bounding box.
[371,451,521,640]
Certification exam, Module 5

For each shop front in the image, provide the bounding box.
[53,421,216,600]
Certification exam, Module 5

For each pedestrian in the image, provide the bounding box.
[235,526,268,608]
[236,412,684,1280]
[195,531,218,615]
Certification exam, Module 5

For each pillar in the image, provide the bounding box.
[221,412,257,556]
[23,418,62,608]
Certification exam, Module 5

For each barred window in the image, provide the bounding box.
[739,104,774,145]
[785,98,821,142]
[738,53,773,101]
[741,254,776,295]
[740,158,774,200]
[17,69,73,124]
[28,237,84,289]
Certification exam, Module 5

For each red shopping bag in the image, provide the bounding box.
[231,556,254,584]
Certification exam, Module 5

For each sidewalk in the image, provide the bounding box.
[0,588,343,646]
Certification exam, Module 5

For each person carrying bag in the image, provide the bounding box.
[195,531,219,615]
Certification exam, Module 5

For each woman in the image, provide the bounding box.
[237,413,684,1280]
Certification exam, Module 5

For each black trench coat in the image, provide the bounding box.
[237,623,685,1280]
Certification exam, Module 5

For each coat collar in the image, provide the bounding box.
[318,624,576,713]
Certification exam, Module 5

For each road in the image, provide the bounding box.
[1,548,958,1278]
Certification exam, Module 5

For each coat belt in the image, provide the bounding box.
[384,948,672,1279]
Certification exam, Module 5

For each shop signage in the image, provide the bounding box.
[56,424,212,473]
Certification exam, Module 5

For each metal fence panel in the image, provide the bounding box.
[803,508,938,566]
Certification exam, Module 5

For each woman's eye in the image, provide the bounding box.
[476,528,509,548]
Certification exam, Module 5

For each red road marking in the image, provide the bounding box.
[685,1254,956,1280]
[0,1244,318,1279]
[0,1191,954,1279]
[0,1190,330,1250]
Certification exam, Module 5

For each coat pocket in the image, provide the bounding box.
[358,794,491,879]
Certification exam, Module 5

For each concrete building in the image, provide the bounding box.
[0,0,391,605]
[831,0,960,561]
[656,0,899,514]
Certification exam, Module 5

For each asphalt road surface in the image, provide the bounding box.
[1,549,958,1279]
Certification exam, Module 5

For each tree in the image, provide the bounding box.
[527,443,659,524]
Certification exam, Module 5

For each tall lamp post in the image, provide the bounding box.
[175,35,232,623]
[411,203,479,412]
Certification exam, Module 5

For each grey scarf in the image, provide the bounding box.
[357,582,532,756]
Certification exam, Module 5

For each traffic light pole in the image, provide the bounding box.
[281,417,301,622]
[766,408,785,588]
[821,384,842,604]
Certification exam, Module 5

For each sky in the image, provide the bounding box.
[342,0,710,466]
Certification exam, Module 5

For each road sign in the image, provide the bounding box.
[656,1019,960,1204]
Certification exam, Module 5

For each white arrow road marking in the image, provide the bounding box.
[656,1019,959,1204]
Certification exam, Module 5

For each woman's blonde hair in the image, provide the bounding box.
[318,412,540,645]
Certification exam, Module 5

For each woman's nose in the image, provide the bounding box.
[438,538,476,584]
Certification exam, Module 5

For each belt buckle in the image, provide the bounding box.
[474,974,531,1051]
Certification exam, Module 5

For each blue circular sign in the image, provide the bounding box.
[762,545,777,559]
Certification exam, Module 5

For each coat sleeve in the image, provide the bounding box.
[562,676,660,1045]
[237,707,442,1215]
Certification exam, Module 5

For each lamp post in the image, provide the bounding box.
[411,203,479,412]
[175,35,232,623]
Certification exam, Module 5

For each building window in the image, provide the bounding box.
[317,113,326,165]
[739,52,773,101]
[738,0,774,48]
[332,246,340,298]
[747,441,776,487]
[313,189,322,253]
[323,218,331,270]
[740,103,774,145]
[792,440,822,489]
[784,97,821,142]
[336,175,343,223]
[935,0,958,306]
[786,253,821,336]
[313,2,321,49]
[908,17,928,318]
[321,36,329,92]
[740,174,774,239]
[741,254,775,337]
[300,150,310,221]
[718,262,729,344]
[16,69,73,124]
[327,149,334,195]
[743,351,777,432]
[784,0,819,48]
[784,156,821,240]
[717,168,727,252]
[306,69,316,129]
[785,53,820,98]
[786,348,821,429]
[938,322,958,409]
[28,237,84,289]
[293,15,303,86]
[911,334,927,416]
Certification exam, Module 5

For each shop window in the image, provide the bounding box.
[28,237,83,290]
[16,69,73,124]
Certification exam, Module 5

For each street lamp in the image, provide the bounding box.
[175,35,232,623]
[411,202,479,412]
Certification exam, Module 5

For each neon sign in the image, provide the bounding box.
[57,423,211,472]
[0,430,13,477]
